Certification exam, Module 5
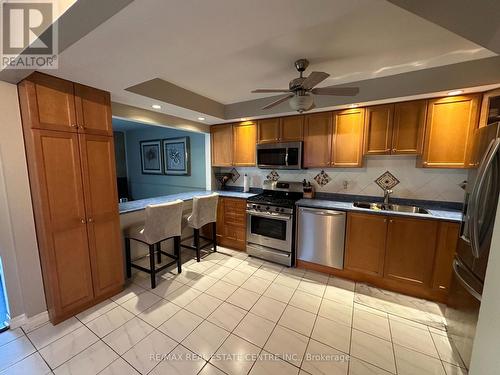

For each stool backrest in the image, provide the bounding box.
[144,199,183,243]
[188,193,219,229]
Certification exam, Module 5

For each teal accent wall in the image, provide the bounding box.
[124,126,206,200]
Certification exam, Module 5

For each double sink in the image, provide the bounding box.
[353,201,430,214]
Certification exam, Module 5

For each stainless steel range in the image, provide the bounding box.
[246,181,303,266]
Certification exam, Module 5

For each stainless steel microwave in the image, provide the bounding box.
[256,142,302,169]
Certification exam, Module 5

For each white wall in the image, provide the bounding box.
[221,155,467,202]
[0,81,46,320]
[469,198,500,375]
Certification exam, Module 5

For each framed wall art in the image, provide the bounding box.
[162,137,190,175]
[140,139,163,174]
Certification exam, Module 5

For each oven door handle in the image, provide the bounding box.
[247,211,292,221]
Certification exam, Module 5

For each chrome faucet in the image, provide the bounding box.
[383,189,393,205]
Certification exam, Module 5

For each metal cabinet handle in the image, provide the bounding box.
[88,218,94,223]
[300,208,344,216]
[80,218,86,224]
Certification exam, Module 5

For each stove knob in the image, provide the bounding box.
[256,205,261,210]
[275,207,280,212]
[252,204,257,209]
[265,206,270,211]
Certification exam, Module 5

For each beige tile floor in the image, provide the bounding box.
[0,247,468,375]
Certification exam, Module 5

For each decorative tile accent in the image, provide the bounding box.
[230,168,240,182]
[314,170,331,187]
[266,170,280,181]
[375,171,400,190]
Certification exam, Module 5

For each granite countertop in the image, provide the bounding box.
[296,197,463,223]
[119,190,256,214]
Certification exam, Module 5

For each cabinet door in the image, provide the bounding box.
[304,112,332,168]
[384,217,438,287]
[233,122,257,166]
[420,94,480,168]
[432,222,460,292]
[75,84,113,136]
[364,104,394,155]
[18,73,77,132]
[478,88,500,127]
[345,212,387,276]
[392,100,427,154]
[211,124,233,166]
[30,130,94,319]
[257,118,280,143]
[79,134,124,298]
[216,197,247,251]
[281,115,304,141]
[331,108,365,167]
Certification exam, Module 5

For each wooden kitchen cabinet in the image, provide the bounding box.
[75,84,113,136]
[341,211,459,302]
[281,115,304,141]
[18,72,78,132]
[303,112,332,168]
[211,124,233,166]
[79,135,123,298]
[216,197,247,251]
[257,115,304,143]
[419,94,480,168]
[392,100,427,154]
[345,212,387,276]
[257,118,280,143]
[233,121,257,166]
[18,73,123,324]
[364,104,394,155]
[331,108,365,167]
[432,222,460,292]
[384,217,439,287]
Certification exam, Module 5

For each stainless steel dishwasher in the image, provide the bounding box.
[297,207,346,269]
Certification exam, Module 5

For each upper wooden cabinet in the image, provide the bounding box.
[304,112,332,168]
[211,124,234,167]
[392,100,427,154]
[364,101,426,155]
[479,88,500,128]
[384,217,439,287]
[233,122,257,166]
[281,115,304,141]
[345,212,387,276]
[257,118,280,143]
[75,84,113,136]
[419,94,481,168]
[331,108,365,167]
[364,104,394,155]
[257,115,304,143]
[18,73,113,136]
[18,72,78,132]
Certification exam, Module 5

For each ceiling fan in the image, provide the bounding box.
[251,59,359,113]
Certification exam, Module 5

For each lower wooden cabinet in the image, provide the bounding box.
[345,212,387,276]
[384,217,438,287]
[343,212,460,302]
[215,197,247,251]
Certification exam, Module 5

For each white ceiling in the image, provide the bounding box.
[52,0,496,124]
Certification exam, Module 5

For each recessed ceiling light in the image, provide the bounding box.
[152,104,161,109]
[447,90,463,96]
[198,117,205,121]
[241,118,248,121]
[349,104,358,108]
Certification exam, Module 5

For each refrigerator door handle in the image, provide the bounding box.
[453,258,482,302]
[469,138,500,258]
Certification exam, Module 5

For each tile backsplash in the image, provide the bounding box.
[217,156,467,202]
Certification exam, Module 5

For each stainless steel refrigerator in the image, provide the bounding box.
[446,122,500,369]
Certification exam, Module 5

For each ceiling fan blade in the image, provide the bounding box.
[252,89,290,93]
[261,94,294,110]
[301,71,330,90]
[311,86,359,96]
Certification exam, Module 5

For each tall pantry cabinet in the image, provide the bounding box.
[18,72,123,324]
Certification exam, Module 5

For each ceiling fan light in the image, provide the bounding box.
[289,94,314,113]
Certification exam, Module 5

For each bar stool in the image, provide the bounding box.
[125,199,183,289]
[181,193,218,262]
